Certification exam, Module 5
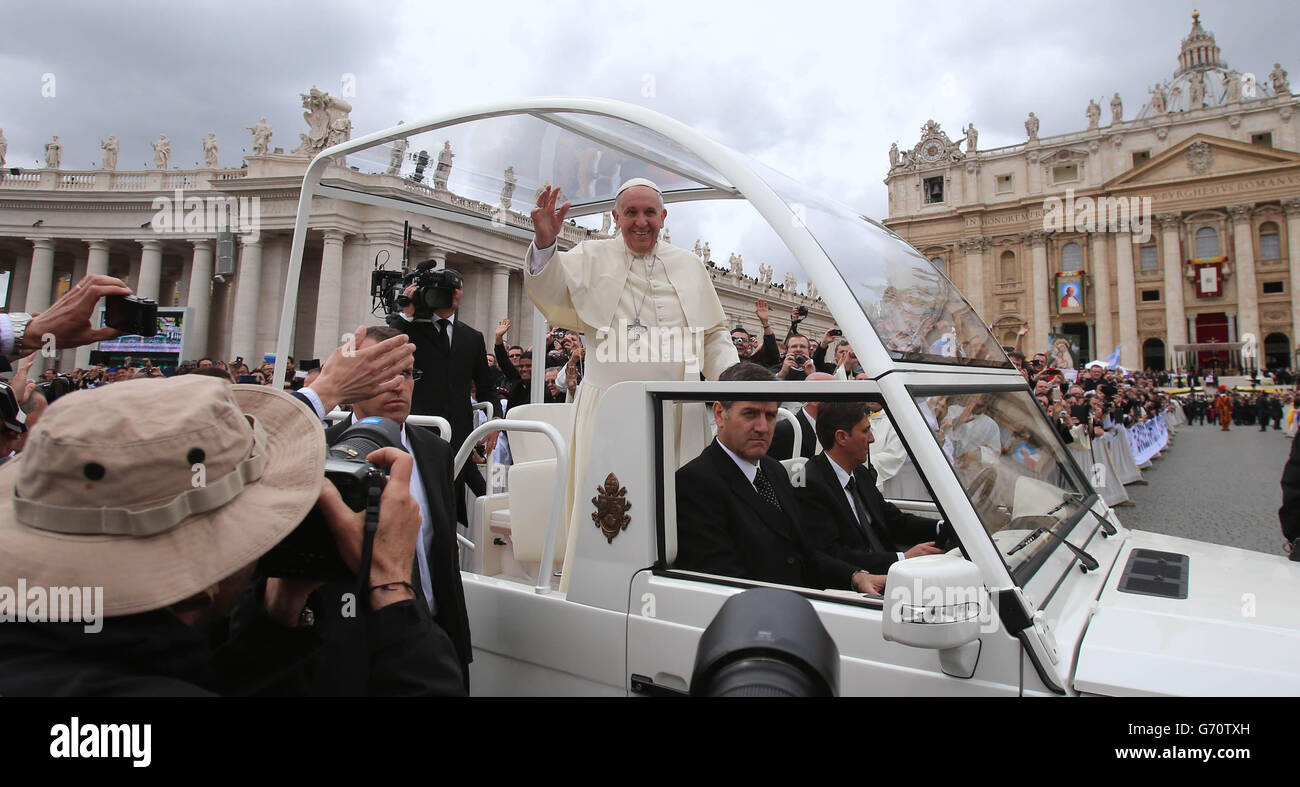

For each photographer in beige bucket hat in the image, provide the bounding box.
[0,274,465,695]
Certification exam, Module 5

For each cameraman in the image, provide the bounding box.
[0,375,464,696]
[386,267,496,512]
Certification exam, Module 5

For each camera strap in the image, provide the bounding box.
[356,475,383,615]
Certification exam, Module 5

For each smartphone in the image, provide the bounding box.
[298,359,321,372]
[104,295,158,337]
[828,329,842,337]
[237,375,259,384]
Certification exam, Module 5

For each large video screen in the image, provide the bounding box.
[99,309,185,354]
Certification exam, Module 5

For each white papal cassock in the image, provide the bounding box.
[525,237,738,588]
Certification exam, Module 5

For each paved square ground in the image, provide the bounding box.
[1115,419,1293,556]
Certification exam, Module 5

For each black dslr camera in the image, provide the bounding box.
[260,417,403,582]
[36,375,74,403]
[372,259,462,322]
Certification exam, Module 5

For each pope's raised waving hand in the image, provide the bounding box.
[530,184,571,250]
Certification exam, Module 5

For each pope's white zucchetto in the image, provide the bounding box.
[616,177,662,196]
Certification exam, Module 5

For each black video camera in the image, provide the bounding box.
[372,259,462,322]
[259,417,403,582]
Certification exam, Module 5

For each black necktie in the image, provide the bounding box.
[846,476,887,553]
[753,467,783,512]
[435,319,451,352]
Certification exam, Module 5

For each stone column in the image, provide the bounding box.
[127,254,142,292]
[74,240,112,368]
[24,238,56,313]
[490,264,511,328]
[1227,311,1238,372]
[137,239,163,301]
[1285,199,1300,353]
[209,279,233,361]
[9,257,29,313]
[1227,204,1260,345]
[186,240,214,360]
[1157,213,1188,365]
[1089,231,1112,358]
[961,236,988,319]
[1024,230,1050,353]
[256,236,287,357]
[313,231,346,361]
[1114,233,1139,369]
[229,236,263,363]
[1186,314,1197,374]
[63,249,90,369]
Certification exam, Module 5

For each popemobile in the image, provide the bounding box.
[273,98,1300,696]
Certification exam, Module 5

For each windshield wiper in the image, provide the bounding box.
[1008,492,1099,571]
[1007,525,1099,571]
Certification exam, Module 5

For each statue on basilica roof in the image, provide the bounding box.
[1086,99,1101,130]
[1110,92,1123,124]
[247,117,273,156]
[291,86,352,157]
[1149,84,1167,114]
[203,132,219,168]
[45,136,62,169]
[1271,63,1290,95]
[1024,112,1039,140]
[1188,70,1206,110]
[151,134,170,169]
[100,136,119,171]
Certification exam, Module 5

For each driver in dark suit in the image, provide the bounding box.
[674,362,885,594]
[795,401,950,574]
[313,325,472,691]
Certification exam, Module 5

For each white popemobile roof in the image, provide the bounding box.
[273,98,1011,385]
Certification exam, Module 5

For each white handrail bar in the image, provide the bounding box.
[453,418,569,595]
[322,409,454,443]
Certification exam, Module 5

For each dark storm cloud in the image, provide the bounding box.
[1,1,392,170]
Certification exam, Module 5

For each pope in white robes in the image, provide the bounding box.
[525,179,738,587]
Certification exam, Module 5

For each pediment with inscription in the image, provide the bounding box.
[1106,134,1300,189]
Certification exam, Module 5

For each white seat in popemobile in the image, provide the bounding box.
[486,403,574,573]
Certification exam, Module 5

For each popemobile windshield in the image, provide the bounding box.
[276,98,1300,696]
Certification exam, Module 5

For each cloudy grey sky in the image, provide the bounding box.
[3,0,1294,277]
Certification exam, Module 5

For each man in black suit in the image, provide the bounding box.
[386,267,498,456]
[796,401,948,574]
[387,267,497,514]
[674,362,885,594]
[767,371,833,460]
[312,325,473,690]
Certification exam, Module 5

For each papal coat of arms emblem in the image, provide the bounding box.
[1187,140,1213,175]
[591,473,631,544]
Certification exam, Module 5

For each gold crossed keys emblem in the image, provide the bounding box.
[592,473,631,544]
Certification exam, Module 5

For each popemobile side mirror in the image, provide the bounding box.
[882,554,986,679]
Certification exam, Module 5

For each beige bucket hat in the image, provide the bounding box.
[0,375,325,617]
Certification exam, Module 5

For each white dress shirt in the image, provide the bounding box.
[717,438,760,487]
[826,454,904,561]
[398,309,455,346]
[349,414,436,614]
